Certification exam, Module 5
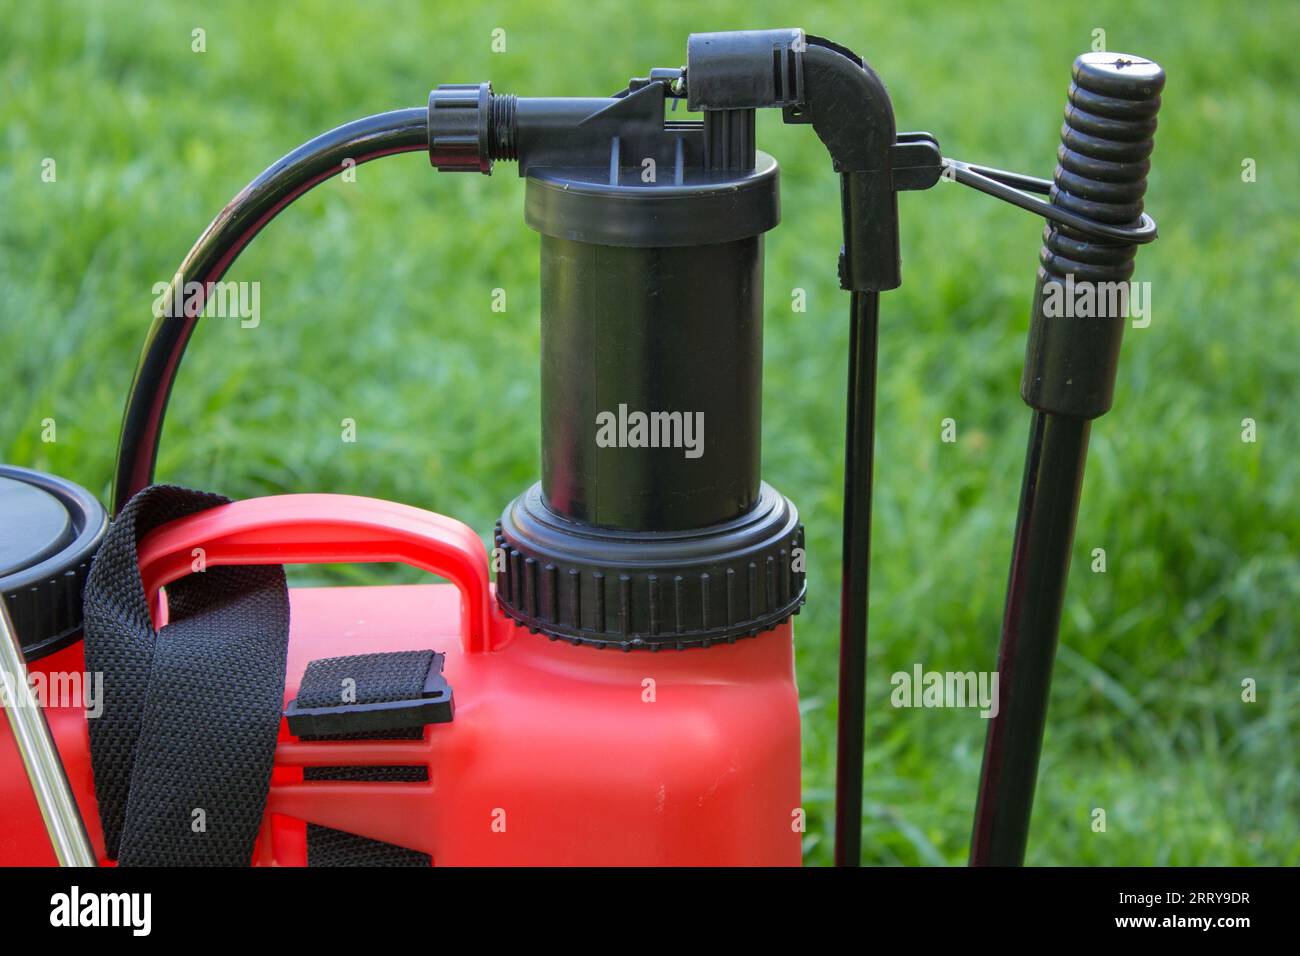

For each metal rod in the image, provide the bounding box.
[943,160,1158,245]
[0,602,97,866]
[969,410,1090,865]
[834,289,880,866]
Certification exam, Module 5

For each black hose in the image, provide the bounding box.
[112,108,428,514]
[834,289,880,866]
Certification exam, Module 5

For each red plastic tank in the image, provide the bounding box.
[0,494,803,866]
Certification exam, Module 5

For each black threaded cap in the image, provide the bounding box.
[494,483,806,651]
[428,82,493,174]
[0,465,107,660]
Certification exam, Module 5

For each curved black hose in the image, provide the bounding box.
[112,108,428,514]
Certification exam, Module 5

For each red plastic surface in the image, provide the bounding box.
[1,495,803,866]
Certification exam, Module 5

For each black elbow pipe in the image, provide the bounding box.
[800,37,900,293]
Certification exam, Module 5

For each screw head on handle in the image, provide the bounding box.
[1073,51,1166,99]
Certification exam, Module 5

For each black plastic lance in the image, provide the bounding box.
[970,53,1165,866]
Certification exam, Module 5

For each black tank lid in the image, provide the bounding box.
[0,465,107,660]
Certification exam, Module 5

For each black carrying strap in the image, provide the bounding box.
[83,485,443,866]
[82,485,290,866]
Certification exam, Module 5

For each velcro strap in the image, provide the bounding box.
[286,650,453,738]
[291,650,453,866]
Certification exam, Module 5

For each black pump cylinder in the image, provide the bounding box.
[540,235,763,530]
[480,80,800,650]
[489,85,804,650]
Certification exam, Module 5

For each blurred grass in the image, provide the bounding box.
[1,0,1296,865]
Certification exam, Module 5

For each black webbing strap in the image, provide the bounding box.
[82,485,290,866]
[292,651,439,867]
[82,486,443,866]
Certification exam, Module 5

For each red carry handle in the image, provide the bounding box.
[136,494,492,654]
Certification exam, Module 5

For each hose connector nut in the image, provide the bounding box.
[428,82,493,174]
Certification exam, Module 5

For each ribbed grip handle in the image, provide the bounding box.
[1022,52,1165,420]
[1041,52,1166,284]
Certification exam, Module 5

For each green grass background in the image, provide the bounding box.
[2,0,1296,865]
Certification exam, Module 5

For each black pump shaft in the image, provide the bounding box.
[970,53,1165,866]
[834,289,881,867]
[540,236,764,531]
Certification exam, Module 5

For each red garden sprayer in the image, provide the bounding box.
[0,28,1163,866]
